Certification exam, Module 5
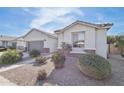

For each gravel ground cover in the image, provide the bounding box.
[44,55,124,86]
[0,54,124,86]
[0,59,54,86]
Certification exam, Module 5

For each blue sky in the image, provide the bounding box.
[0,7,124,36]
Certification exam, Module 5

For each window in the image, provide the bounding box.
[78,32,85,41]
[72,31,85,48]
[72,32,78,43]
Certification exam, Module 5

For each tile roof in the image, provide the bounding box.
[54,20,113,33]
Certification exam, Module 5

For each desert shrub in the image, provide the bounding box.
[37,69,47,80]
[0,50,22,64]
[51,52,65,68]
[35,56,49,65]
[77,54,111,80]
[29,49,40,58]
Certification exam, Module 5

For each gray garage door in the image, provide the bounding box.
[28,41,44,52]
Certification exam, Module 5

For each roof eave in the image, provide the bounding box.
[23,28,57,39]
[54,21,103,33]
[98,23,113,31]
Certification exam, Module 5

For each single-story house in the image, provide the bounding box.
[0,35,16,48]
[55,20,113,58]
[16,28,58,53]
[15,20,113,58]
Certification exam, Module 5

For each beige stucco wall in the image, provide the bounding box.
[96,29,107,58]
[57,23,107,58]
[57,23,96,50]
[24,30,57,53]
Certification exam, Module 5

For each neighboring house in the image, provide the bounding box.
[15,37,27,50]
[0,35,16,48]
[55,20,113,58]
[16,28,57,53]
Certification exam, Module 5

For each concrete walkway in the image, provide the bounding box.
[0,52,35,72]
[0,52,52,73]
[0,75,16,86]
[0,58,34,73]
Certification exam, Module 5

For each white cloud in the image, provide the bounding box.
[96,13,105,23]
[29,8,84,32]
[22,8,38,16]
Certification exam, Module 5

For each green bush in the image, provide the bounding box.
[29,49,40,58]
[35,56,49,65]
[37,69,47,80]
[77,54,111,80]
[0,50,22,64]
[51,52,65,68]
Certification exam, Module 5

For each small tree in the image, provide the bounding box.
[107,36,116,54]
[115,35,124,57]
